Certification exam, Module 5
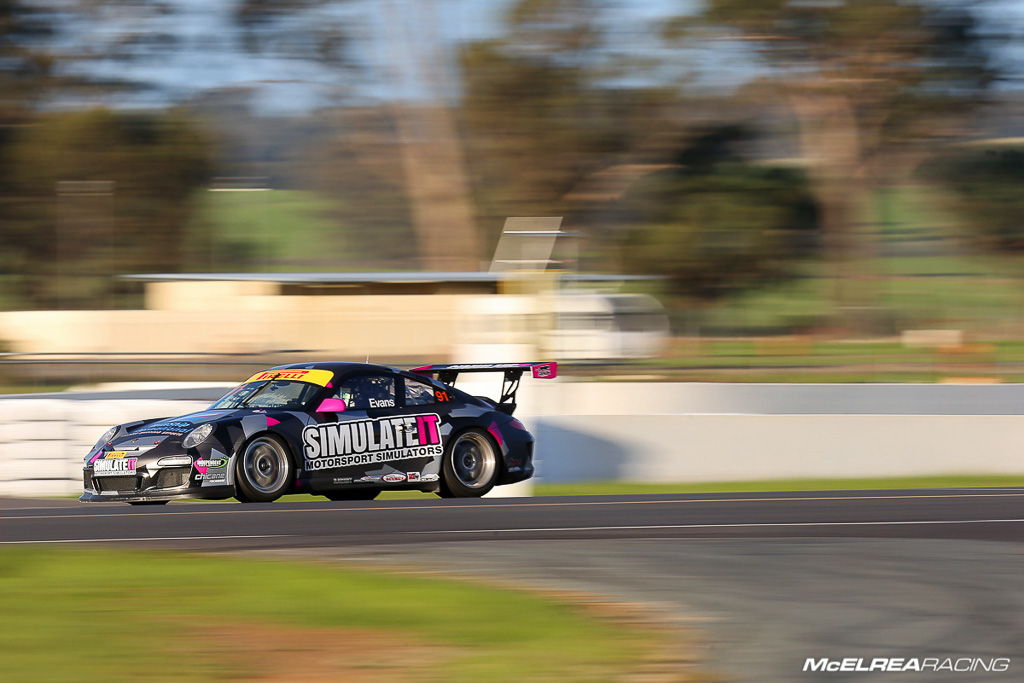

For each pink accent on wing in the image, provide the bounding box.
[316,398,347,413]
[531,362,558,379]
[266,416,281,426]
[326,382,333,388]
[194,460,208,474]
[88,451,103,464]
[487,422,504,447]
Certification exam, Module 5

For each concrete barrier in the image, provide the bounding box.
[3,383,1024,496]
[532,414,1024,483]
[0,399,207,495]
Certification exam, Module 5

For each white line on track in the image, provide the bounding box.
[413,519,1024,534]
[0,534,284,544]
[6,519,1023,544]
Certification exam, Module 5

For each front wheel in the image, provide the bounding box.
[439,428,499,498]
[234,435,294,503]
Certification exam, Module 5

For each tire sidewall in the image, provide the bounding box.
[440,427,500,498]
[234,433,294,503]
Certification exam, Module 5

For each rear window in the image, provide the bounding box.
[405,378,437,406]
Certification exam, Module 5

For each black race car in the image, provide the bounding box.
[80,361,556,504]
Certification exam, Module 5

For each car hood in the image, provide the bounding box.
[109,409,247,448]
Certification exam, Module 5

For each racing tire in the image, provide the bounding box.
[324,489,381,501]
[234,434,294,503]
[438,428,499,498]
[129,500,168,506]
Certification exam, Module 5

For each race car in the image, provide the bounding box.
[80,361,556,505]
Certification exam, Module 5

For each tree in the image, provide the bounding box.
[0,1,61,307]
[677,0,995,330]
[925,145,1024,255]
[6,109,212,307]
[621,126,818,305]
[458,0,681,260]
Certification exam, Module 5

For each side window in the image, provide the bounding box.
[336,373,396,410]
[404,378,437,406]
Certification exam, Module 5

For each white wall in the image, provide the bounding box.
[521,383,1024,482]
[0,399,206,496]
[3,383,1024,497]
[532,414,1024,483]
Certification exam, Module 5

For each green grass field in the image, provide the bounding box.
[0,548,660,681]
[185,189,343,272]
[677,184,1024,338]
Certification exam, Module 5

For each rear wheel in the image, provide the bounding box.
[324,488,381,501]
[439,428,499,498]
[234,435,293,503]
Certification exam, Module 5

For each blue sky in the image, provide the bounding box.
[49,0,708,112]
[45,0,1019,114]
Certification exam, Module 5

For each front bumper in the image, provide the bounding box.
[80,465,233,502]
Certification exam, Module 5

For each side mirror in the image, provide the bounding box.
[316,398,347,413]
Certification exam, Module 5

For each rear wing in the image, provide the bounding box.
[410,362,557,414]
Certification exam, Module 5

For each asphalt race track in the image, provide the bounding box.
[5,489,1024,680]
[2,488,1023,547]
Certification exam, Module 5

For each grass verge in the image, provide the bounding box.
[0,548,658,682]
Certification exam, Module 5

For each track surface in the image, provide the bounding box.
[3,488,1023,548]
[5,490,1024,681]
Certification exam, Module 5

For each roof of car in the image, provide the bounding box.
[265,361,407,376]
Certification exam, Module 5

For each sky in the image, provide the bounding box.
[42,0,1022,114]
[46,0,709,113]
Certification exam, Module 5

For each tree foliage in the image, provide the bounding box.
[621,126,818,303]
[683,0,997,327]
[458,0,680,252]
[925,146,1024,254]
[3,109,212,307]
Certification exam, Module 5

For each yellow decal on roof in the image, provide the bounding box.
[243,369,334,387]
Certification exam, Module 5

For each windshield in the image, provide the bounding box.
[210,380,320,411]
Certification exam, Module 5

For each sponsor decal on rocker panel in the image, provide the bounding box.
[302,413,442,471]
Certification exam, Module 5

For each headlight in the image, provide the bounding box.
[157,456,193,467]
[182,423,214,448]
[92,426,117,451]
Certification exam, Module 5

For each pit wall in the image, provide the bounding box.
[3,383,1024,497]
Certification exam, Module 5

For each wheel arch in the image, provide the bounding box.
[440,425,504,497]
[231,430,299,495]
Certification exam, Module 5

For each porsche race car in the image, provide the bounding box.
[80,361,555,504]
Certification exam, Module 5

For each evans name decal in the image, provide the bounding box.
[302,413,442,471]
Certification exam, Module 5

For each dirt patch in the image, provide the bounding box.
[153,616,458,682]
